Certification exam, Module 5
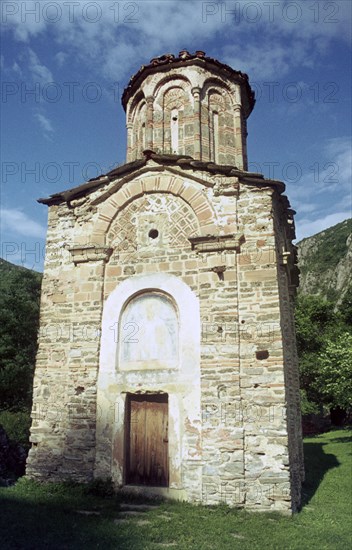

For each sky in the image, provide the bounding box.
[1,0,351,271]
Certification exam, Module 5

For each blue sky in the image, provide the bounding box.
[1,0,351,271]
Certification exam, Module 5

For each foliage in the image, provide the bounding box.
[299,389,321,416]
[295,219,352,415]
[295,294,339,353]
[314,333,352,410]
[295,294,352,414]
[1,430,351,549]
[0,410,32,451]
[339,285,352,325]
[0,259,42,411]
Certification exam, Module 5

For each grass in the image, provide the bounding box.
[1,429,351,549]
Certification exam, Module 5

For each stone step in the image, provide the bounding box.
[119,503,160,511]
[118,510,147,517]
[75,510,101,516]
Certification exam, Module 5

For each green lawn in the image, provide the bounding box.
[1,429,351,550]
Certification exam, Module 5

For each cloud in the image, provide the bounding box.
[287,135,351,209]
[12,61,22,75]
[1,208,47,238]
[28,48,53,83]
[296,203,318,215]
[222,42,295,80]
[34,112,54,135]
[55,51,68,67]
[295,212,351,242]
[284,135,351,241]
[323,137,352,191]
[2,1,350,82]
[1,0,47,41]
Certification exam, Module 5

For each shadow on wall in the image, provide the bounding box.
[301,440,340,507]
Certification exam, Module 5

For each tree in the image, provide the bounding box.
[295,295,337,408]
[339,286,352,326]
[295,294,351,415]
[0,263,42,410]
[314,333,352,410]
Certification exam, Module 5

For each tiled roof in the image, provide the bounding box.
[38,151,286,206]
[121,50,255,115]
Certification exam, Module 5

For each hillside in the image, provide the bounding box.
[297,218,352,305]
[0,259,42,410]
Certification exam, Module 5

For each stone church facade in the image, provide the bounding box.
[26,51,304,513]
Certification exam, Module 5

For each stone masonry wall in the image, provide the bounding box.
[227,183,293,512]
[27,204,77,479]
[272,195,304,511]
[27,165,301,512]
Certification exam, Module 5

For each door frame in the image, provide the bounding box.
[124,392,169,487]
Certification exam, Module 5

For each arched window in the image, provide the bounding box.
[141,122,146,151]
[208,89,225,163]
[212,110,219,163]
[119,292,179,370]
[171,109,179,153]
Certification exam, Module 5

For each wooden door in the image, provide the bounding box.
[126,394,168,486]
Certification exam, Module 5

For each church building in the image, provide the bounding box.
[26,50,304,513]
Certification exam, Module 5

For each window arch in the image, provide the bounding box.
[163,87,186,154]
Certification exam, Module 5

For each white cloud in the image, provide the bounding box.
[1,0,47,41]
[12,61,22,75]
[2,0,350,82]
[223,42,294,80]
[295,212,351,242]
[55,51,68,67]
[285,135,351,241]
[1,208,47,238]
[28,48,53,83]
[34,112,54,135]
[287,136,351,209]
[296,203,317,215]
[323,137,352,191]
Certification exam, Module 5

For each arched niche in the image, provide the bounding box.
[133,101,147,159]
[118,291,179,370]
[127,90,146,124]
[202,82,237,164]
[153,75,192,107]
[201,77,236,104]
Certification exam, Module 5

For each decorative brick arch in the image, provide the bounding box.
[127,90,146,124]
[201,77,238,105]
[153,75,191,107]
[91,173,217,245]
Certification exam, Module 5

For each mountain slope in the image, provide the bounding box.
[297,218,352,305]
